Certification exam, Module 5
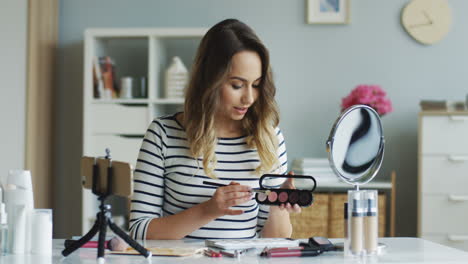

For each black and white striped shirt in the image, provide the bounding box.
[129,114,288,240]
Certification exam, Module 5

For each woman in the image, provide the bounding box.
[130,19,300,240]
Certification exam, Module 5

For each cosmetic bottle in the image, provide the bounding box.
[30,209,52,255]
[364,190,378,255]
[348,190,364,256]
[0,203,8,255]
[5,170,34,253]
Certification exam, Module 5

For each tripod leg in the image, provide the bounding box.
[108,220,151,258]
[62,218,100,257]
[97,212,108,260]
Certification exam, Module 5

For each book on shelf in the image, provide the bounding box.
[93,56,117,99]
[92,56,104,98]
[291,158,338,183]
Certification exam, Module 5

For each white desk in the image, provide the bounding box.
[2,237,468,264]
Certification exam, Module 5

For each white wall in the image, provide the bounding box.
[0,0,28,180]
[58,0,468,237]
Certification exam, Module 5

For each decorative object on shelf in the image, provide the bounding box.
[419,100,446,111]
[341,85,393,116]
[451,101,465,111]
[401,0,452,45]
[135,77,147,98]
[165,56,188,99]
[306,0,350,24]
[93,56,117,99]
[119,77,133,99]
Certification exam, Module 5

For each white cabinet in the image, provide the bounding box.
[418,112,468,251]
[82,28,207,233]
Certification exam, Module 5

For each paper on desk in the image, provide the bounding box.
[110,247,206,257]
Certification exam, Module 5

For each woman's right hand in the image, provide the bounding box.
[204,182,252,217]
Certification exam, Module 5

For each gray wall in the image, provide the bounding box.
[0,0,27,183]
[56,0,468,237]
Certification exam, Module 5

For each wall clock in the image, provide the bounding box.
[401,0,452,45]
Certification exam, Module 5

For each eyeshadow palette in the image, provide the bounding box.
[255,189,314,207]
[254,174,317,207]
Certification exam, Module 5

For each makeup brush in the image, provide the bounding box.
[251,189,271,195]
[64,236,129,251]
[107,237,128,251]
[202,181,271,195]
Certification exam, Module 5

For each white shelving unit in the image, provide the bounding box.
[418,111,468,251]
[82,28,207,233]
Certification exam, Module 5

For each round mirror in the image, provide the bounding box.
[326,105,385,186]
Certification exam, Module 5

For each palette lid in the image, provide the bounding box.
[259,174,317,191]
[326,105,385,187]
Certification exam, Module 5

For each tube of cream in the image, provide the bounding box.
[12,205,26,254]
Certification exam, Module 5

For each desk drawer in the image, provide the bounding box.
[421,156,468,194]
[421,115,468,155]
[421,194,468,234]
[89,104,149,134]
[423,234,468,252]
[88,135,143,166]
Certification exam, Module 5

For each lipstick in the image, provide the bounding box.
[266,248,322,257]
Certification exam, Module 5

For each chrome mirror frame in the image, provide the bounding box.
[326,105,385,188]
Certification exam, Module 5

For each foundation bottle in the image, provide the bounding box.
[348,190,364,256]
[364,190,378,255]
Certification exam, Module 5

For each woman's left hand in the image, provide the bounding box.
[277,171,302,214]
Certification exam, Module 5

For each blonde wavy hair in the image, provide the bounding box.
[184,19,280,178]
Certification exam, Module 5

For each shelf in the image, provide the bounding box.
[83,27,206,235]
[86,28,207,38]
[91,98,184,104]
[152,98,184,104]
[315,180,392,191]
[91,99,149,104]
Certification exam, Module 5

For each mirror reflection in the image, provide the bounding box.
[327,105,384,186]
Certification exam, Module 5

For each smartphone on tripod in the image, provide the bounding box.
[63,155,150,260]
[81,156,133,197]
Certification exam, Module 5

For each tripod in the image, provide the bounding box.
[62,151,151,261]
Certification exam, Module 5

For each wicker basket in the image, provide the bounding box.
[290,193,386,239]
[290,193,329,239]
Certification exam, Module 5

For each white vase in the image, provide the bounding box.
[164,56,188,99]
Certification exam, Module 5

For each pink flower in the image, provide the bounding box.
[341,84,393,116]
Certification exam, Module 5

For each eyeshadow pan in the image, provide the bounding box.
[278,191,288,203]
[257,192,267,202]
[289,191,299,204]
[268,191,278,202]
[299,191,312,206]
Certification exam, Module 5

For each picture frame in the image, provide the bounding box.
[306,0,350,24]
